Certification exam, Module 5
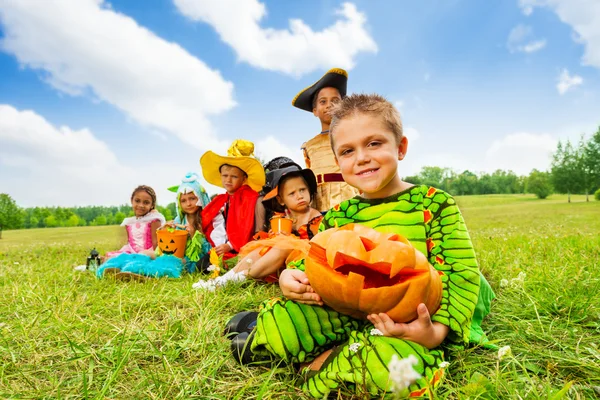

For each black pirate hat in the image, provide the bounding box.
[291,68,348,112]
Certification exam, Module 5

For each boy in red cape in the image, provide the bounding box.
[200,140,266,261]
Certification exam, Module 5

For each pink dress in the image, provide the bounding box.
[106,211,166,258]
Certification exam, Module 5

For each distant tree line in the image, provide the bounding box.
[0,196,177,230]
[1,127,599,230]
[405,126,600,200]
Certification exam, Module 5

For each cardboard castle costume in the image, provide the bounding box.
[293,68,359,212]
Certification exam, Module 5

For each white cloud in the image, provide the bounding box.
[404,126,420,142]
[173,0,378,76]
[521,39,547,53]
[0,0,235,150]
[254,136,305,168]
[519,0,600,69]
[522,5,534,16]
[507,24,547,53]
[0,104,207,207]
[485,132,557,174]
[556,68,583,94]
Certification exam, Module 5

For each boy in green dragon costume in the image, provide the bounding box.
[228,94,494,398]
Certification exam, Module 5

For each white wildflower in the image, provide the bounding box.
[498,345,512,360]
[439,361,450,369]
[388,354,421,393]
[206,264,219,272]
[13,262,19,265]
[348,342,362,353]
[370,328,383,336]
[500,279,509,288]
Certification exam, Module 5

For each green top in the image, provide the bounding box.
[319,185,483,345]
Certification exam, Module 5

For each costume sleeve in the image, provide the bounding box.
[151,211,166,227]
[254,198,266,233]
[210,212,228,246]
[301,144,311,168]
[426,191,480,344]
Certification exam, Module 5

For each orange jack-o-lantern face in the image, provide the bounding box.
[305,223,443,322]
[156,229,188,258]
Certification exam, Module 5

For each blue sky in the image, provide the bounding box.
[1,0,599,207]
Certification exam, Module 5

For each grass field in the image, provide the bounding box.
[0,194,599,399]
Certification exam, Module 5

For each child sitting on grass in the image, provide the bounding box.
[199,140,266,265]
[193,163,322,290]
[227,94,494,398]
[162,173,212,273]
[106,185,165,259]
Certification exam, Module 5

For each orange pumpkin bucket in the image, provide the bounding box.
[157,229,188,258]
[270,216,293,235]
[305,223,443,323]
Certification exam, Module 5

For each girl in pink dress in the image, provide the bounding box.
[106,185,166,259]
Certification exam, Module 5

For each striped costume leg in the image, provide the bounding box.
[250,298,363,363]
[302,328,445,399]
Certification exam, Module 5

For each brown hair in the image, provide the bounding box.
[131,185,157,210]
[178,192,203,236]
[219,163,248,178]
[329,94,403,150]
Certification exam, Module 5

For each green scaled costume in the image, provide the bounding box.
[249,185,494,398]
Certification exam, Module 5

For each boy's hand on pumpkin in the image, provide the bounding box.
[367,303,448,349]
[279,269,323,306]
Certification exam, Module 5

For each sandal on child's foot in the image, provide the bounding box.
[223,311,258,338]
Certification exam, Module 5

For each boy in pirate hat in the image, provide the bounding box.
[200,139,266,261]
[293,68,359,212]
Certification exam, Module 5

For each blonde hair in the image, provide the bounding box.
[329,94,403,149]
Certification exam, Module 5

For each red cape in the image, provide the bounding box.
[201,185,259,254]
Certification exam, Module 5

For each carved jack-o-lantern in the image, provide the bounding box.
[305,223,443,323]
[157,229,188,258]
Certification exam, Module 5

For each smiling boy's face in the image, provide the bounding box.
[332,112,408,199]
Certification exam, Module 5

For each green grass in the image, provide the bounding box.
[0,194,599,399]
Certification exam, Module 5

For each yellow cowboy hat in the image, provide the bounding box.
[200,139,266,192]
[291,68,348,112]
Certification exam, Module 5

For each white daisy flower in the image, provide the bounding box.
[370,328,383,336]
[388,354,421,393]
[348,342,362,353]
[498,345,512,360]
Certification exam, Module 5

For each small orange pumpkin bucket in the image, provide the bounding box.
[270,216,293,235]
[157,229,188,258]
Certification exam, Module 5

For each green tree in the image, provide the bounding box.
[0,194,24,229]
[29,216,39,228]
[65,215,79,227]
[44,215,59,228]
[583,127,600,196]
[450,170,478,195]
[551,140,583,202]
[94,215,108,226]
[114,211,126,224]
[419,166,451,190]
[526,169,553,199]
[166,202,177,218]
